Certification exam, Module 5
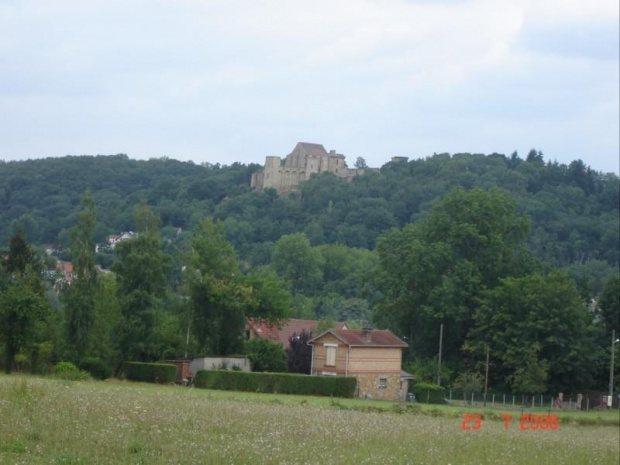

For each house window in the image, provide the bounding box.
[325,344,337,366]
[379,377,388,389]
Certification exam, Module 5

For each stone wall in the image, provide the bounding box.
[354,373,403,401]
[251,142,364,194]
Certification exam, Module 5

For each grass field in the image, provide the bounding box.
[1,375,618,464]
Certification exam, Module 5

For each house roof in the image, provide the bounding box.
[247,318,346,350]
[309,329,408,348]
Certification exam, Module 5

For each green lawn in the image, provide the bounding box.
[1,374,618,464]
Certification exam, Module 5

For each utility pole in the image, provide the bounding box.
[609,329,617,408]
[437,323,443,386]
[483,345,490,407]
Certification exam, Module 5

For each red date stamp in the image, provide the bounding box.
[461,413,559,431]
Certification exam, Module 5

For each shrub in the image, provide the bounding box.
[123,362,176,384]
[53,362,91,381]
[245,338,287,373]
[194,370,356,398]
[79,357,112,380]
[411,382,446,404]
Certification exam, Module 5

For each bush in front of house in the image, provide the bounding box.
[245,338,287,373]
[410,382,446,404]
[79,357,112,380]
[123,361,176,384]
[53,362,91,381]
[194,370,356,398]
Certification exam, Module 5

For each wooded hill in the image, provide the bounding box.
[1,151,617,280]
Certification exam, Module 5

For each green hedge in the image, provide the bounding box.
[194,370,357,398]
[123,361,176,384]
[79,357,112,380]
[411,382,446,404]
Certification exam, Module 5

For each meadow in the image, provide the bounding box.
[0,375,618,465]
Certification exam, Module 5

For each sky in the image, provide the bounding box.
[1,0,618,173]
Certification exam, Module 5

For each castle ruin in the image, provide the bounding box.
[251,142,367,194]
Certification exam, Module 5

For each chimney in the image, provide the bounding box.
[362,324,372,343]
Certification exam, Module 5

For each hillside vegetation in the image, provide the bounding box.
[0,150,618,394]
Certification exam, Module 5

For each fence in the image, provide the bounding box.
[414,390,618,411]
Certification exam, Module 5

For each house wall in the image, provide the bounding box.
[348,347,404,401]
[189,357,251,376]
[356,373,403,401]
[311,334,348,375]
[347,347,402,374]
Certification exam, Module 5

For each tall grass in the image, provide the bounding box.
[0,375,618,464]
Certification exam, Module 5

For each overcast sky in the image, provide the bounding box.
[1,0,618,173]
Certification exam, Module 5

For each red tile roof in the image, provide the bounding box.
[247,318,346,350]
[310,329,408,348]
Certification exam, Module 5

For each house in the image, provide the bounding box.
[246,318,347,351]
[308,326,413,401]
[104,231,137,250]
[55,260,74,284]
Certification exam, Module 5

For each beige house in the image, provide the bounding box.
[308,328,412,401]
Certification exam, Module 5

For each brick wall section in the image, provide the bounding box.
[348,347,402,373]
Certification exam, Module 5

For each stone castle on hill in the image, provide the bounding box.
[251,142,375,194]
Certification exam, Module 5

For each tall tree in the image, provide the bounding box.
[271,232,324,294]
[5,228,36,274]
[0,231,48,373]
[375,187,532,364]
[0,275,49,373]
[113,203,168,362]
[62,190,98,363]
[187,218,246,355]
[469,272,602,392]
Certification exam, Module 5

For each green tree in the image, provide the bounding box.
[187,218,246,355]
[506,344,549,394]
[272,233,324,294]
[470,272,601,392]
[0,276,49,373]
[354,157,368,169]
[451,371,483,394]
[0,230,50,374]
[244,266,292,322]
[245,338,287,372]
[5,229,37,274]
[375,187,531,364]
[113,203,168,362]
[87,273,121,371]
[62,190,98,363]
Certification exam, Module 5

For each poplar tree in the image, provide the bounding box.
[114,202,168,362]
[0,230,48,373]
[63,190,98,363]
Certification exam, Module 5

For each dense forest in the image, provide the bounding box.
[0,150,618,394]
